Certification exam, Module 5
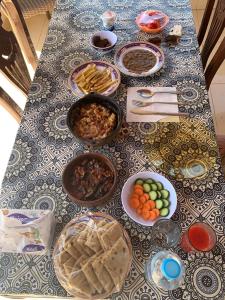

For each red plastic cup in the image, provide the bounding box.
[180,222,216,252]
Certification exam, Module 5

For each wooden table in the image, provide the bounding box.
[1,0,225,299]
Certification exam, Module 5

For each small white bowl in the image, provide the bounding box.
[121,171,177,226]
[90,30,117,52]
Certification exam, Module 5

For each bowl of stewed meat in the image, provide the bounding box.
[67,93,123,147]
[62,153,117,207]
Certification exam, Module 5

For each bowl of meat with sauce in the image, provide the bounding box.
[62,153,117,207]
[114,41,164,77]
[67,93,123,147]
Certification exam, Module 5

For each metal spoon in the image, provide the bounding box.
[137,89,179,99]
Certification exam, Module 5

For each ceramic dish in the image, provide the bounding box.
[62,153,117,207]
[114,42,164,77]
[68,60,121,97]
[121,171,177,226]
[67,93,123,147]
[90,30,117,52]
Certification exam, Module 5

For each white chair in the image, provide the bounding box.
[17,0,55,20]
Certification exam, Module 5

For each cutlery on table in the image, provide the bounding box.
[130,109,188,117]
[132,99,179,107]
[137,88,180,98]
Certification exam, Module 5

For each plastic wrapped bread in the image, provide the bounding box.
[53,213,132,299]
[0,209,55,255]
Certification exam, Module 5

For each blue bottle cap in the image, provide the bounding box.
[161,258,181,280]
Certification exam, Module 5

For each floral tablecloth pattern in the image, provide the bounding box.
[1,0,225,299]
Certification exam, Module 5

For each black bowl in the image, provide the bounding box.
[67,93,123,147]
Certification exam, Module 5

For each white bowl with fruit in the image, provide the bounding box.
[121,171,177,226]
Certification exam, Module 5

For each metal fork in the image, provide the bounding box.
[132,99,179,107]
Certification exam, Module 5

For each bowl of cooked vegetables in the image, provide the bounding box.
[67,93,123,147]
[62,153,117,207]
[121,171,177,226]
[68,60,121,96]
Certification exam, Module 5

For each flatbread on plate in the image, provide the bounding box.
[76,225,95,256]
[69,270,94,297]
[99,220,123,250]
[82,256,104,294]
[96,219,108,227]
[63,256,76,276]
[72,235,94,257]
[64,241,82,260]
[85,230,102,253]
[92,254,114,293]
[58,250,71,265]
[102,237,130,288]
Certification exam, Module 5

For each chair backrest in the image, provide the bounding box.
[16,0,55,19]
[198,0,216,46]
[0,87,22,122]
[1,0,38,73]
[198,0,225,69]
[205,37,225,89]
[0,16,31,94]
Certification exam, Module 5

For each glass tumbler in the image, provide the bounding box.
[152,219,181,249]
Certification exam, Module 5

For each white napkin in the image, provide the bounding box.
[126,87,179,122]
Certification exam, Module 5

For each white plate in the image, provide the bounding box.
[68,60,121,97]
[114,42,164,77]
[121,171,177,226]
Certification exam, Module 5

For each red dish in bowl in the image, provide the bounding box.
[136,10,169,33]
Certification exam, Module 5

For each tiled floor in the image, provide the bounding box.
[0,2,225,186]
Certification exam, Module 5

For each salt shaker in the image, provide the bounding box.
[100,11,117,31]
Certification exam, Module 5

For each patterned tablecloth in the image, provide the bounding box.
[1,0,225,299]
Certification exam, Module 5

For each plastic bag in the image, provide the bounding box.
[0,209,55,255]
[53,213,132,299]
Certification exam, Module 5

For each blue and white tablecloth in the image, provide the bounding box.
[1,0,225,299]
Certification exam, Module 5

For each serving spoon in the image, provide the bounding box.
[137,88,179,98]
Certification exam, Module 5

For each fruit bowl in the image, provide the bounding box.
[136,10,169,34]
